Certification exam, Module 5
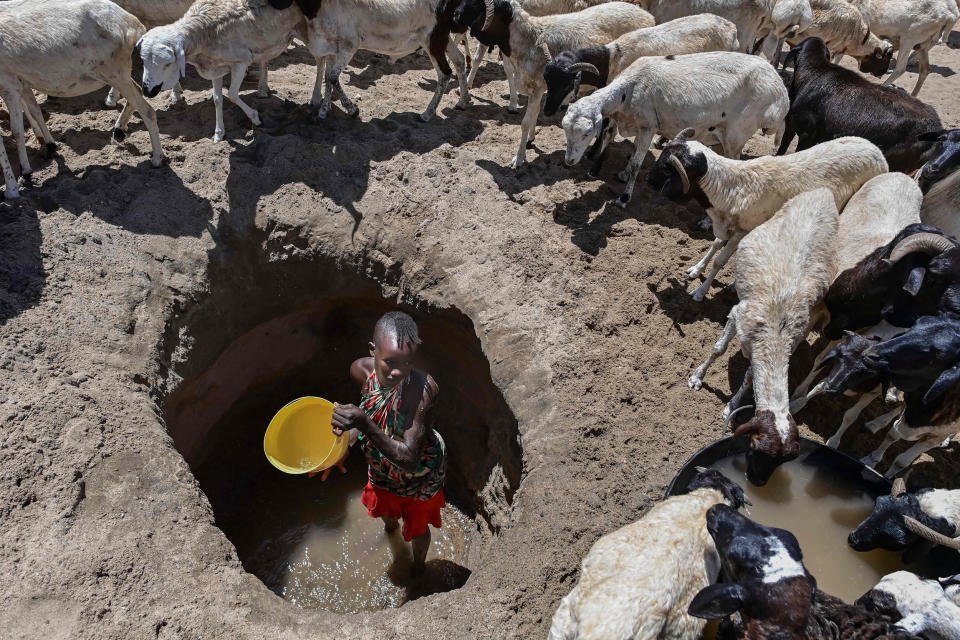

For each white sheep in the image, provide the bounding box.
[138,0,309,142]
[860,572,960,640]
[849,0,960,96]
[687,189,839,485]
[0,0,163,199]
[548,468,749,640]
[647,134,887,301]
[471,0,654,168]
[301,0,473,122]
[561,51,786,207]
[636,0,773,54]
[786,0,894,72]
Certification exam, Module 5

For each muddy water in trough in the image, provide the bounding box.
[710,455,908,603]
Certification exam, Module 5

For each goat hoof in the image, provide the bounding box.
[614,194,629,209]
[213,132,225,143]
[688,375,703,391]
[507,106,519,114]
[691,289,706,302]
[859,455,877,468]
[685,266,701,280]
[825,435,841,448]
[112,128,126,142]
[150,156,165,168]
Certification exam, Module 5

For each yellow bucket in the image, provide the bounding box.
[263,397,348,474]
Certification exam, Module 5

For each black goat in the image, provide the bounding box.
[689,505,922,640]
[823,224,960,340]
[778,38,942,174]
[918,129,960,195]
[542,48,608,117]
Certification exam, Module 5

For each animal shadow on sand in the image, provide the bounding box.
[0,197,44,325]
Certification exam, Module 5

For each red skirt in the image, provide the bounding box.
[361,482,445,541]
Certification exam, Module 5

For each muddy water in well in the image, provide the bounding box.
[710,455,904,603]
[231,460,473,613]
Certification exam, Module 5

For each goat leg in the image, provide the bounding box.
[690,306,739,391]
[826,388,880,448]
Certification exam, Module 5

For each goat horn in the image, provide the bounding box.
[891,477,906,497]
[568,62,600,78]
[889,233,955,262]
[723,405,755,436]
[482,0,496,30]
[538,38,552,62]
[668,154,691,194]
[670,127,696,144]
[904,516,960,550]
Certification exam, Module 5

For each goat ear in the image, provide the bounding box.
[923,364,960,406]
[688,583,747,619]
[918,130,946,142]
[902,266,926,296]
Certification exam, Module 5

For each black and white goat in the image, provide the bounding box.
[848,478,960,553]
[857,571,960,640]
[778,37,942,174]
[918,129,960,241]
[688,505,921,640]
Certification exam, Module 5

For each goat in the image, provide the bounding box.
[857,571,960,640]
[848,478,960,553]
[778,38,942,174]
[757,0,813,63]
[785,0,894,76]
[646,133,887,301]
[562,53,787,208]
[808,316,960,476]
[788,173,923,420]
[918,129,960,240]
[543,14,740,118]
[460,0,655,168]
[634,0,772,54]
[0,0,163,199]
[548,468,749,640]
[688,189,839,486]
[138,0,311,142]
[689,504,922,640]
[294,0,472,122]
[848,0,960,97]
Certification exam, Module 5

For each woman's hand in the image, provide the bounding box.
[332,403,371,436]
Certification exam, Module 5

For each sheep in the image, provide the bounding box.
[634,0,773,55]
[138,0,308,143]
[918,129,960,240]
[788,173,923,420]
[458,0,655,169]
[562,52,787,208]
[461,0,620,113]
[857,571,960,640]
[542,14,740,118]
[807,315,960,476]
[848,0,960,97]
[687,189,839,486]
[547,468,749,640]
[778,38,942,174]
[0,0,163,197]
[848,478,960,553]
[294,0,473,123]
[646,133,887,301]
[785,0,894,77]
[689,504,923,640]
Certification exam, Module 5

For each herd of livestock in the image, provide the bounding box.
[3,0,960,638]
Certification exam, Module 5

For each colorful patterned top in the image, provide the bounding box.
[358,369,446,501]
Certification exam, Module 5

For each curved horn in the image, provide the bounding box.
[723,405,755,436]
[482,0,496,30]
[670,127,696,144]
[904,516,960,550]
[538,38,552,62]
[567,62,600,78]
[889,233,955,263]
[668,154,690,194]
[891,477,906,497]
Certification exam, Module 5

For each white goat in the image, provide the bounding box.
[473,0,653,168]
[561,51,786,207]
[548,468,749,640]
[0,0,163,199]
[758,0,813,61]
[688,189,839,486]
[849,0,960,96]
[301,0,473,122]
[920,169,960,239]
[465,0,620,113]
[648,134,887,301]
[863,572,960,640]
[786,0,894,69]
[138,0,308,142]
[636,0,773,53]
[789,173,922,437]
